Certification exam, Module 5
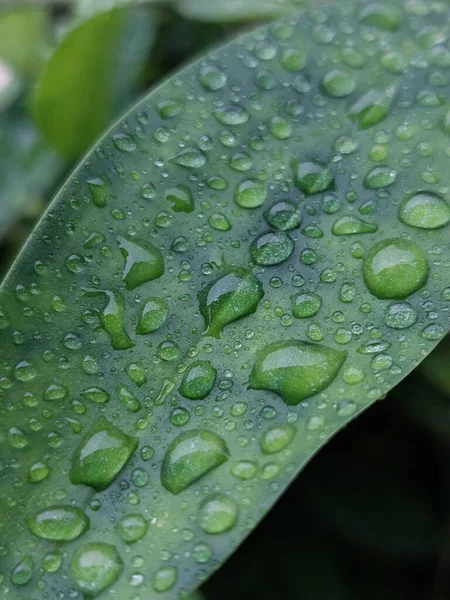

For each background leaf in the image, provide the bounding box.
[1,0,450,599]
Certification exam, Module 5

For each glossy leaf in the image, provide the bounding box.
[176,0,304,22]
[1,0,450,598]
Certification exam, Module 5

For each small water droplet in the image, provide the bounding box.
[250,232,294,266]
[71,543,123,596]
[136,297,168,334]
[291,291,322,318]
[322,69,356,98]
[85,290,134,350]
[164,185,194,213]
[235,179,267,208]
[179,360,217,400]
[198,493,238,534]
[170,147,207,169]
[260,423,296,454]
[117,513,148,543]
[214,105,249,126]
[384,301,418,329]
[364,166,397,189]
[292,160,334,196]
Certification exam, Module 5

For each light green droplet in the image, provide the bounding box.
[292,160,334,196]
[235,179,267,208]
[11,555,33,586]
[208,213,232,231]
[291,291,322,318]
[264,201,301,231]
[170,147,206,169]
[198,494,238,534]
[126,362,147,387]
[231,460,258,480]
[152,566,177,593]
[117,385,142,413]
[28,461,51,483]
[363,238,429,299]
[199,64,227,90]
[384,301,418,329]
[84,290,134,350]
[157,340,180,362]
[250,232,294,266]
[322,69,356,98]
[70,417,138,491]
[164,185,194,213]
[332,215,378,235]
[249,340,347,405]
[260,423,296,454]
[113,133,136,152]
[161,429,229,495]
[71,543,123,596]
[118,236,164,290]
[198,267,264,338]
[360,3,400,31]
[26,506,89,541]
[269,116,292,139]
[364,166,397,189]
[349,89,393,129]
[399,192,450,229]
[116,513,148,543]
[88,178,107,208]
[214,105,249,126]
[137,297,168,334]
[80,387,110,404]
[179,360,217,400]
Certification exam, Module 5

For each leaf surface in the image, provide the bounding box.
[1,0,450,598]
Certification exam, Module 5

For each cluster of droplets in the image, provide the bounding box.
[1,0,450,597]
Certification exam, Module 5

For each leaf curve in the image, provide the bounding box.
[1,0,450,598]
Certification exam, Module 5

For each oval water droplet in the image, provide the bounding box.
[264,201,301,231]
[235,179,267,208]
[208,213,232,231]
[214,105,249,126]
[322,69,356,98]
[179,360,217,400]
[250,232,294,266]
[198,267,264,338]
[349,88,393,129]
[70,417,138,491]
[71,543,123,596]
[364,166,397,189]
[291,291,322,318]
[260,423,296,454]
[360,3,400,31]
[198,494,238,534]
[80,387,110,404]
[164,185,194,213]
[11,555,33,586]
[384,301,418,329]
[84,290,134,350]
[292,160,334,196]
[199,64,227,90]
[152,566,177,592]
[117,385,142,413]
[363,238,429,299]
[136,297,168,335]
[161,429,229,495]
[88,178,107,208]
[116,513,148,543]
[113,133,136,152]
[26,506,89,541]
[170,147,207,169]
[331,216,378,236]
[399,192,450,229]
[249,340,347,405]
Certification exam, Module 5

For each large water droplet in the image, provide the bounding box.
[26,506,89,541]
[199,64,227,90]
[260,423,296,454]
[198,494,238,534]
[264,201,301,231]
[214,105,249,126]
[118,236,164,290]
[116,513,148,543]
[84,290,134,350]
[399,192,450,229]
[136,297,168,334]
[359,3,400,31]
[152,566,177,592]
[291,291,322,318]
[198,267,264,338]
[322,69,356,98]
[235,179,267,208]
[292,160,334,196]
[331,216,378,236]
[363,238,429,299]
[170,147,207,169]
[179,360,217,400]
[349,88,393,129]
[249,340,347,405]
[70,417,138,491]
[161,429,229,494]
[164,185,195,213]
[11,555,33,586]
[71,543,123,596]
[250,232,294,266]
[384,301,418,329]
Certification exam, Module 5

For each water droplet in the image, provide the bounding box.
[88,178,107,208]
[28,461,51,483]
[118,236,164,290]
[198,494,238,534]
[70,417,138,491]
[291,291,322,318]
[209,212,232,231]
[364,166,397,189]
[158,99,183,119]
[164,185,194,213]
[349,89,393,129]
[43,550,62,573]
[161,429,229,494]
[26,506,89,541]
[157,340,180,362]
[399,192,450,229]
[384,301,418,329]
[117,514,148,543]
[214,105,249,126]
[137,297,168,334]
[331,216,378,235]
[249,340,347,405]
[179,360,217,400]
[11,555,33,586]
[14,360,37,382]
[80,387,110,404]
[8,427,28,449]
[152,566,177,592]
[269,116,292,140]
[264,201,301,231]
[199,64,227,90]
[117,385,142,413]
[113,133,136,152]
[71,543,123,596]
[360,3,400,31]
[85,290,134,350]
[170,147,206,169]
[198,267,264,338]
[231,460,257,479]
[260,423,296,454]
[363,238,429,299]
[292,160,334,196]
[250,232,294,266]
[235,179,267,208]
[322,69,356,98]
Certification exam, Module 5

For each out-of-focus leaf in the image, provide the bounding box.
[76,0,168,18]
[176,0,305,22]
[0,7,49,78]
[421,336,450,397]
[0,107,63,241]
[301,453,441,560]
[0,60,22,112]
[32,6,157,161]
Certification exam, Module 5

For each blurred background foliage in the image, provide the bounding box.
[0,1,449,598]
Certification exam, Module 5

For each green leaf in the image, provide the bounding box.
[1,0,450,597]
[421,335,450,396]
[176,0,304,22]
[32,6,157,160]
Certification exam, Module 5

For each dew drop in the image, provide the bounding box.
[118,236,164,290]
[179,360,217,400]
[264,201,301,231]
[359,3,400,31]
[250,232,294,266]
[71,543,123,596]
[85,290,134,350]
[235,179,267,208]
[152,566,177,593]
[198,493,238,534]
[214,105,249,126]
[26,506,89,541]
[292,160,334,196]
[11,555,33,586]
[291,291,322,318]
[164,185,195,213]
[88,178,107,208]
[170,147,207,169]
[199,64,227,90]
[399,192,450,229]
[260,423,296,454]
[384,301,418,329]
[322,69,356,98]
[364,166,397,189]
[117,514,148,543]
[331,215,378,235]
